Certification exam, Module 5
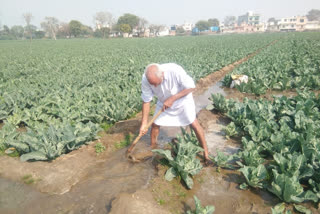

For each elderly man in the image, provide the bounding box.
[140,63,210,162]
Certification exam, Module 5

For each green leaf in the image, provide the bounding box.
[152,149,174,162]
[164,167,177,181]
[20,151,48,162]
[271,203,285,214]
[293,204,312,214]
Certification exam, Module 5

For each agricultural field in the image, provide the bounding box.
[0,34,277,161]
[1,32,320,213]
[208,32,320,213]
[222,32,320,95]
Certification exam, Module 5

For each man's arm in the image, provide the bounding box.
[140,101,151,136]
[163,88,195,110]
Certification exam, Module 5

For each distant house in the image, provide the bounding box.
[143,28,150,37]
[278,16,307,32]
[266,20,280,32]
[238,11,261,26]
[305,21,320,31]
[158,26,170,36]
[182,22,194,31]
[209,26,219,32]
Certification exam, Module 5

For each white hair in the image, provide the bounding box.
[144,63,163,80]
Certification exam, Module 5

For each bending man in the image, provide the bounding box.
[140,63,210,162]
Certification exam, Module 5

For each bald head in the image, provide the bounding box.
[145,64,164,87]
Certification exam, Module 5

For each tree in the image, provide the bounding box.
[11,25,24,39]
[119,24,131,33]
[149,24,164,35]
[0,25,14,40]
[208,18,219,27]
[307,9,320,21]
[138,17,148,36]
[81,25,93,37]
[69,20,83,37]
[94,11,113,38]
[41,17,59,40]
[195,20,210,31]
[23,12,33,41]
[94,27,110,38]
[34,30,45,39]
[57,22,70,38]
[2,25,10,34]
[117,13,139,33]
[176,26,185,34]
[224,16,236,27]
[24,25,37,39]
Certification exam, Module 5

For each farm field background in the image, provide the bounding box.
[0,33,278,161]
[223,32,320,95]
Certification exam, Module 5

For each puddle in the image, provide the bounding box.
[194,81,227,111]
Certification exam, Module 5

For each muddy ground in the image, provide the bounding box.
[1,42,318,214]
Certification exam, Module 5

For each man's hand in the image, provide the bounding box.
[139,122,148,136]
[162,96,175,111]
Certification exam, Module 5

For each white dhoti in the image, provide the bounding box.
[153,95,196,127]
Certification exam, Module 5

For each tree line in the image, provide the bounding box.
[1,9,319,40]
[0,12,163,40]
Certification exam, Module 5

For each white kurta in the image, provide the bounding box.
[141,63,196,126]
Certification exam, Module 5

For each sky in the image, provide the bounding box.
[0,0,320,28]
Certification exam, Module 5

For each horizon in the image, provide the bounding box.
[1,0,320,28]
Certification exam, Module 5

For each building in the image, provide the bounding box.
[266,20,280,32]
[305,21,320,31]
[278,16,307,32]
[238,11,261,26]
[182,22,193,31]
[158,26,170,36]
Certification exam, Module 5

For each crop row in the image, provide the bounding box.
[209,91,320,208]
[223,32,320,95]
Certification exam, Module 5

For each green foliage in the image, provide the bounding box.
[94,142,106,154]
[114,134,131,149]
[223,122,241,139]
[69,20,83,37]
[239,164,267,189]
[152,130,203,189]
[208,18,219,27]
[221,74,232,87]
[271,203,286,214]
[227,33,320,94]
[119,24,131,34]
[208,93,235,113]
[100,122,113,131]
[16,122,101,162]
[93,27,110,38]
[209,90,320,204]
[22,174,35,185]
[117,13,139,33]
[195,20,210,32]
[293,204,312,214]
[268,169,317,203]
[186,195,215,214]
[211,150,235,169]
